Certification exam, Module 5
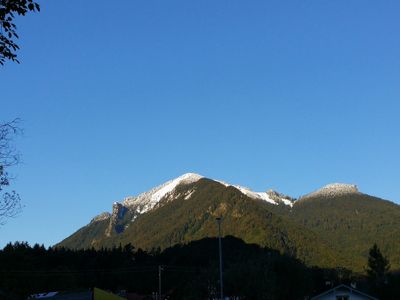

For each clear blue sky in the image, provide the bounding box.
[1,0,399,248]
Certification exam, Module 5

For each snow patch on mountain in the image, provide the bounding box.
[105,173,293,237]
[279,198,294,206]
[184,189,196,200]
[215,180,294,207]
[300,183,359,199]
[122,173,204,213]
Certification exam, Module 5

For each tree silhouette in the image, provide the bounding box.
[0,0,40,65]
[366,243,390,297]
[0,119,22,225]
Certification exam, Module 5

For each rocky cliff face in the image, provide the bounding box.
[90,212,111,224]
[105,202,128,236]
[266,189,295,203]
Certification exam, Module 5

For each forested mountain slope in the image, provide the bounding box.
[289,192,400,271]
[58,174,400,272]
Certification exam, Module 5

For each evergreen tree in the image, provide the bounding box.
[366,243,390,297]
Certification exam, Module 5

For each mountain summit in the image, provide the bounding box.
[57,173,400,272]
[122,173,204,214]
[92,173,295,234]
[300,183,359,200]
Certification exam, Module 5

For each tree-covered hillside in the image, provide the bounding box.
[59,179,338,268]
[289,193,400,271]
[0,238,353,300]
[57,178,400,273]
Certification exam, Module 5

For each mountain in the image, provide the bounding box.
[57,173,400,272]
[289,184,400,271]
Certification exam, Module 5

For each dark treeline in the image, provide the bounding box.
[0,236,399,300]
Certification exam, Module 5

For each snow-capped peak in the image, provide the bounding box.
[122,173,204,213]
[114,173,293,223]
[300,183,359,199]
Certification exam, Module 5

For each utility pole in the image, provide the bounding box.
[158,265,163,300]
[216,217,224,300]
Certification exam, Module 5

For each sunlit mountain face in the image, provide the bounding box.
[57,173,400,272]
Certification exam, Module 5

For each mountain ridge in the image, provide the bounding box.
[89,172,297,225]
[57,173,400,272]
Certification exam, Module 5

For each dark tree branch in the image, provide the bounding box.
[0,191,22,224]
[0,0,40,65]
[0,118,23,224]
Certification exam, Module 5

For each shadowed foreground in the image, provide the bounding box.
[1,237,399,300]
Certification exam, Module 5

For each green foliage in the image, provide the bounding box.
[58,217,110,249]
[289,193,400,271]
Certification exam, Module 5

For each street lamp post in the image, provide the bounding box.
[216,217,224,300]
[158,265,163,300]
